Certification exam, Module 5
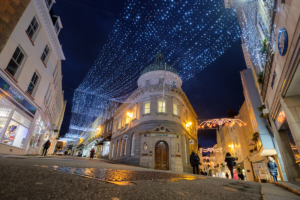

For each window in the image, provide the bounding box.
[54,21,61,34]
[6,46,25,77]
[116,141,119,157]
[120,138,123,156]
[177,143,180,152]
[111,143,114,157]
[27,72,40,96]
[1,111,32,149]
[26,16,39,40]
[146,80,150,87]
[144,142,147,151]
[159,78,164,85]
[132,105,137,119]
[41,45,50,63]
[173,103,179,115]
[131,134,135,155]
[45,0,54,10]
[126,115,130,124]
[158,100,166,113]
[144,102,150,114]
[124,139,127,155]
[118,119,121,129]
[183,109,186,121]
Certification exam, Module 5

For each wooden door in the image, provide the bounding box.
[155,141,169,170]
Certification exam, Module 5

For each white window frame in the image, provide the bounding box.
[132,105,137,119]
[157,99,166,113]
[27,71,40,96]
[45,0,54,10]
[41,44,51,63]
[53,16,62,36]
[173,102,179,116]
[144,101,150,114]
[26,16,40,40]
[6,46,26,78]
[131,134,135,156]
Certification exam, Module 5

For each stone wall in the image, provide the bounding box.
[0,0,30,53]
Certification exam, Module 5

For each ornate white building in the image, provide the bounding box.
[109,53,198,173]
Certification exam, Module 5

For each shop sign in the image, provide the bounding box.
[0,76,36,115]
[151,134,172,137]
[278,28,288,56]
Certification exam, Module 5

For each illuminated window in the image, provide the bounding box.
[158,100,166,113]
[118,119,121,129]
[144,102,150,114]
[144,142,147,151]
[173,103,179,115]
[132,105,137,119]
[126,115,130,124]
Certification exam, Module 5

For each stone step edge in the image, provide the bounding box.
[274,182,300,196]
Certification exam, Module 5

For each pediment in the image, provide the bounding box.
[152,125,171,132]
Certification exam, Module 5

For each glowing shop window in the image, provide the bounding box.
[1,120,29,148]
[158,100,165,113]
[144,102,150,114]
[0,107,12,117]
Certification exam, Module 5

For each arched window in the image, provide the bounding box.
[116,140,119,157]
[111,143,114,158]
[120,138,123,156]
[124,139,127,155]
[131,133,135,156]
[184,135,187,163]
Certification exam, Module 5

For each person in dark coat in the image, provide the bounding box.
[225,152,235,179]
[238,172,245,180]
[42,140,51,156]
[90,148,95,160]
[190,151,200,174]
[267,157,278,182]
[225,172,229,179]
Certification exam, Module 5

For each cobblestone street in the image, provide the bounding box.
[0,156,264,200]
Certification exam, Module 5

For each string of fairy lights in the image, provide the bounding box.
[237,0,274,69]
[63,0,242,140]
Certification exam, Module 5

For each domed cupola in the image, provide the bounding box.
[141,52,179,75]
[138,52,182,89]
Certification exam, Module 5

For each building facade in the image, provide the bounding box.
[0,0,66,155]
[108,53,198,173]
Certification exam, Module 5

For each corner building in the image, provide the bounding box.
[109,53,198,173]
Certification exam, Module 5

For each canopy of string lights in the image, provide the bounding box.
[197,118,247,129]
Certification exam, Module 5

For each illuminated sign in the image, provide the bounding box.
[0,76,36,115]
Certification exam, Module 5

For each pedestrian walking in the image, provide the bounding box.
[238,172,244,180]
[225,172,229,179]
[190,151,200,174]
[90,148,95,160]
[42,140,51,156]
[267,157,278,182]
[225,152,236,179]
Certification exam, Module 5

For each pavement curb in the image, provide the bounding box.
[274,182,300,196]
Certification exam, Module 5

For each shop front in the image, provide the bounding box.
[27,115,46,155]
[83,140,98,158]
[0,76,38,155]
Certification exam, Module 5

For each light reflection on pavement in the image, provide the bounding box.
[40,165,205,185]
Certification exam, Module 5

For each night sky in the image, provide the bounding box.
[53,0,246,147]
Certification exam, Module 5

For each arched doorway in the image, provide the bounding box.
[155,141,169,170]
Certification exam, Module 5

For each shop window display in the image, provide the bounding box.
[1,111,31,148]
[30,116,45,147]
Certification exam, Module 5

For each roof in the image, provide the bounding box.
[141,52,179,75]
